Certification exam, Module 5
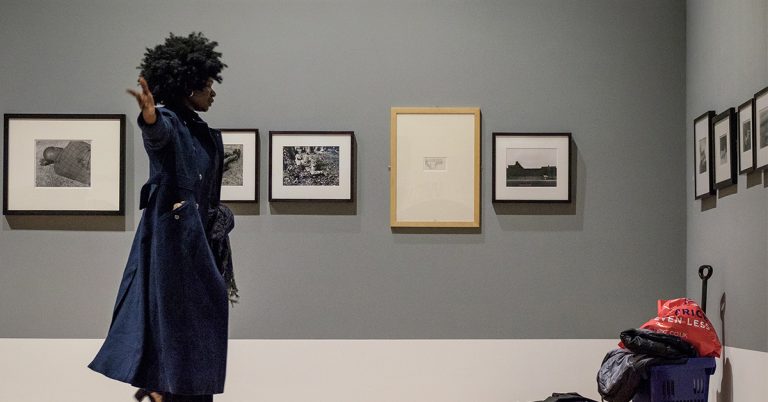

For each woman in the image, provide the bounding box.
[89,32,237,402]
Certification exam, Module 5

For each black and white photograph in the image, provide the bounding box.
[713,108,737,189]
[493,133,571,202]
[738,98,755,174]
[35,139,91,187]
[505,148,557,187]
[222,144,243,186]
[742,121,752,152]
[4,114,125,215]
[219,129,258,202]
[270,131,355,201]
[699,138,708,174]
[719,135,728,165]
[754,87,768,170]
[282,146,340,186]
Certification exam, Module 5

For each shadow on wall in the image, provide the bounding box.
[493,142,584,232]
[3,124,137,232]
[746,169,762,188]
[5,215,127,231]
[717,358,733,402]
[717,292,733,402]
[702,168,763,211]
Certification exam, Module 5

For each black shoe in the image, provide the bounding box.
[134,389,160,402]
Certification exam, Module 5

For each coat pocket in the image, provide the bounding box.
[156,198,197,222]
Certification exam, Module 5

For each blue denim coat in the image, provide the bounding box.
[89,106,228,395]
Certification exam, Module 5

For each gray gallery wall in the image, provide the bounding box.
[686,0,768,353]
[0,0,687,340]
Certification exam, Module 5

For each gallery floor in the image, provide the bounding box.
[0,338,765,401]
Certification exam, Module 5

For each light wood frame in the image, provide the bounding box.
[390,107,481,228]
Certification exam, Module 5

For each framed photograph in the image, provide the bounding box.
[219,129,259,202]
[390,107,480,228]
[738,99,756,174]
[713,108,737,189]
[269,131,355,201]
[3,114,125,215]
[694,111,716,199]
[492,133,571,202]
[755,86,768,170]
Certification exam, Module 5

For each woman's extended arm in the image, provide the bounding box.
[127,77,156,124]
[127,77,172,150]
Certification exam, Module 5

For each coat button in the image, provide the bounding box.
[198,173,203,180]
[195,203,199,209]
[174,215,180,220]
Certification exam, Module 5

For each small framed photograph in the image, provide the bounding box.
[219,129,259,202]
[3,114,125,215]
[713,108,737,189]
[738,99,756,174]
[390,107,480,228]
[492,133,571,202]
[694,111,716,199]
[269,131,355,201]
[755,87,768,170]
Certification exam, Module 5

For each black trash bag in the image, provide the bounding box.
[533,392,597,402]
[597,349,687,402]
[620,328,698,358]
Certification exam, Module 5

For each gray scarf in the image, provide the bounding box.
[208,204,238,305]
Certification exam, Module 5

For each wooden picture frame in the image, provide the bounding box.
[492,132,572,202]
[3,114,125,215]
[390,107,481,228]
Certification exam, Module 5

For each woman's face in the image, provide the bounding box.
[187,78,216,112]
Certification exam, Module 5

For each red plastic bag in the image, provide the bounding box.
[623,298,722,357]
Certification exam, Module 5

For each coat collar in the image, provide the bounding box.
[165,103,205,126]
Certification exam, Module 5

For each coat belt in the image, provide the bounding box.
[139,173,200,210]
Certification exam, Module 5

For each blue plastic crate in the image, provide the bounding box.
[633,357,716,402]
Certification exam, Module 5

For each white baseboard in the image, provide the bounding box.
[0,339,764,401]
[709,346,768,402]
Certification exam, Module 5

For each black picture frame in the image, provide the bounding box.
[712,108,737,189]
[693,111,716,200]
[269,131,356,202]
[737,98,756,174]
[3,113,126,215]
[755,86,768,170]
[492,132,572,203]
[218,128,259,202]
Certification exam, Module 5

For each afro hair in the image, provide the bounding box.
[139,32,227,105]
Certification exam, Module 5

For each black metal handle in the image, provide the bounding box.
[698,265,713,280]
[698,265,712,313]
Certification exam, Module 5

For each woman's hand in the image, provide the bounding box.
[127,77,157,124]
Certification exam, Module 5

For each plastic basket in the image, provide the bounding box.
[632,357,716,402]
